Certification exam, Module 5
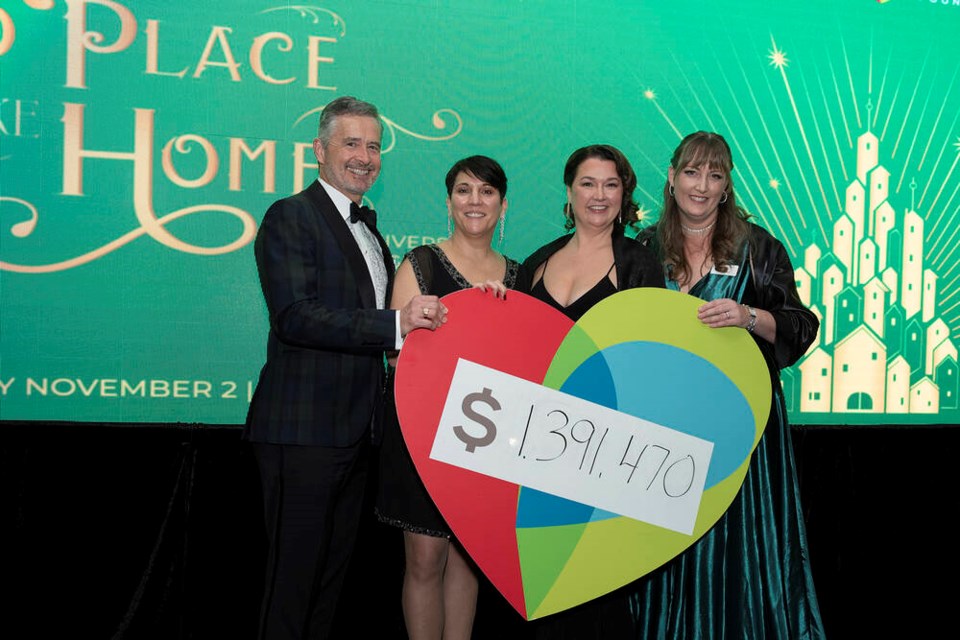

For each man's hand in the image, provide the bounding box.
[400,294,448,337]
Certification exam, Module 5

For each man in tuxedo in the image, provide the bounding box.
[244,96,446,639]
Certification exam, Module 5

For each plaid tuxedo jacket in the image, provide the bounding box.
[244,181,396,446]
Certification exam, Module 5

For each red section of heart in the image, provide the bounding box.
[394,289,574,618]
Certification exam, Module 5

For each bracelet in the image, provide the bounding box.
[744,304,757,333]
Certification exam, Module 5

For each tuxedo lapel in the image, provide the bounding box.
[304,181,379,309]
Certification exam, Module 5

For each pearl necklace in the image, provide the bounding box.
[680,220,716,235]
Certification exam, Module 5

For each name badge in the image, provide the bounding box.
[710,264,739,276]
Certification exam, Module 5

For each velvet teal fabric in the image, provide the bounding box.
[629,224,826,639]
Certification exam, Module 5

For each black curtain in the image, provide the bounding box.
[2,422,957,639]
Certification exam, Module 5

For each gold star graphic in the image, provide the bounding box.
[644,88,656,100]
[768,46,788,69]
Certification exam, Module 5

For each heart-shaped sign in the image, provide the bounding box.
[395,287,770,620]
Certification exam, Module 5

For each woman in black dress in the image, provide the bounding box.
[525,145,664,320]
[522,144,664,638]
[377,155,524,640]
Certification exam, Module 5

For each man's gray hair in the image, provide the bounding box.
[317,96,382,144]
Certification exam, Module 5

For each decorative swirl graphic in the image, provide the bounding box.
[293,106,464,153]
[1,197,38,238]
[259,5,346,35]
[1,197,257,274]
[379,110,464,153]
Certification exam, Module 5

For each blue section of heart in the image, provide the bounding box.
[516,341,754,528]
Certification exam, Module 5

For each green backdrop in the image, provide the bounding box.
[2,0,959,425]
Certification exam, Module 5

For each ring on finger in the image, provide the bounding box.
[422,307,430,318]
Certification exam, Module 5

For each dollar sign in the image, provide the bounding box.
[453,387,501,453]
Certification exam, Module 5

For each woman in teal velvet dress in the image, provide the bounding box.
[633,131,826,639]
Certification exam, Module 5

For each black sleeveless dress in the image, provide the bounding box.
[525,257,637,639]
[529,260,616,321]
[376,244,522,537]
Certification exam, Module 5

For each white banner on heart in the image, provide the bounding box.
[431,358,715,535]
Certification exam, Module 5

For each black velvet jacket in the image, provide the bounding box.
[637,223,819,372]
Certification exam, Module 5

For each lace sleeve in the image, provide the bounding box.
[407,244,434,295]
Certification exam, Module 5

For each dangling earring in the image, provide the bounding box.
[719,191,728,204]
[565,202,573,220]
[447,214,452,237]
[669,184,675,197]
[498,216,505,245]
[618,211,622,224]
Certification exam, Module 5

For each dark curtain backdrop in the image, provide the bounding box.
[2,422,957,639]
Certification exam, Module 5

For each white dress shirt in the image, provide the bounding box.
[317,178,401,347]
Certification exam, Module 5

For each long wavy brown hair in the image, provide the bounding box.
[656,131,752,286]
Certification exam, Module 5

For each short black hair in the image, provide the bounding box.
[445,155,507,198]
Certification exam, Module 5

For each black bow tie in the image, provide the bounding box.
[349,202,377,228]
